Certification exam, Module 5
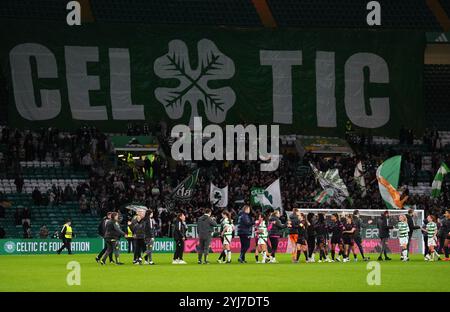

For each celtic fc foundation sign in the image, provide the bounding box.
[0,22,424,136]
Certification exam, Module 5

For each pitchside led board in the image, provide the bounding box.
[0,22,424,136]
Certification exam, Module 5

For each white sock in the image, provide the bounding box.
[402,249,407,259]
[262,251,267,263]
[227,250,231,262]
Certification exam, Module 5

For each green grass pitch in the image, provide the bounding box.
[0,253,448,292]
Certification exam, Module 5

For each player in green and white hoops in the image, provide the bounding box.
[425,215,439,261]
[255,213,269,263]
[219,211,234,264]
[397,215,410,261]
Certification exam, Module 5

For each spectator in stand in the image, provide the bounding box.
[0,192,10,218]
[39,225,49,238]
[79,194,89,214]
[81,152,94,170]
[48,190,56,207]
[63,185,74,202]
[23,221,31,238]
[14,175,24,193]
[22,208,31,226]
[32,187,42,206]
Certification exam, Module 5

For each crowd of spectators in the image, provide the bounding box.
[0,125,449,238]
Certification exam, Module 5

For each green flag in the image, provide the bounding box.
[376,155,404,209]
[170,169,200,202]
[431,163,450,198]
[250,187,265,206]
[250,180,282,212]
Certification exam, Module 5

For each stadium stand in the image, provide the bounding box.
[425,65,450,131]
[267,0,442,30]
[91,0,261,25]
[0,1,449,241]
[0,0,445,30]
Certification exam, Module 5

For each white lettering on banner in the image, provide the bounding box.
[65,46,107,120]
[154,240,174,252]
[49,242,61,251]
[344,53,390,128]
[260,50,302,124]
[9,42,393,130]
[9,43,61,120]
[39,242,47,252]
[109,48,144,120]
[16,242,38,252]
[365,228,379,238]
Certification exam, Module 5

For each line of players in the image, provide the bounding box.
[89,207,450,265]
[217,208,371,264]
[217,208,450,264]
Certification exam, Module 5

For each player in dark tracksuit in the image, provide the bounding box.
[377,211,393,261]
[143,209,156,265]
[406,209,420,253]
[100,212,125,265]
[421,218,429,258]
[173,212,187,264]
[268,209,287,263]
[352,210,369,261]
[441,209,450,260]
[314,213,329,262]
[131,214,146,264]
[306,213,316,261]
[342,215,356,262]
[237,205,254,263]
[95,212,113,263]
[328,213,344,261]
[295,214,309,263]
[197,208,217,264]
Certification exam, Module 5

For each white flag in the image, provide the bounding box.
[262,179,283,213]
[210,183,228,208]
[354,161,367,197]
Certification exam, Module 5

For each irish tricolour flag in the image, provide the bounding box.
[431,163,450,198]
[376,155,407,209]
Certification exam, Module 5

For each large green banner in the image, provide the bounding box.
[0,22,424,136]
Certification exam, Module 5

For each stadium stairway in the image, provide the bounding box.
[0,193,101,239]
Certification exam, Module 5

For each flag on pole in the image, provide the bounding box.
[354,161,367,197]
[313,189,334,205]
[250,179,283,212]
[169,168,200,202]
[431,163,450,198]
[210,183,228,207]
[309,163,349,205]
[376,156,407,209]
[250,187,265,206]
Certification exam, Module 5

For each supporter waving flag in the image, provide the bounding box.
[165,169,200,209]
[431,163,450,198]
[309,163,349,205]
[376,156,407,209]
